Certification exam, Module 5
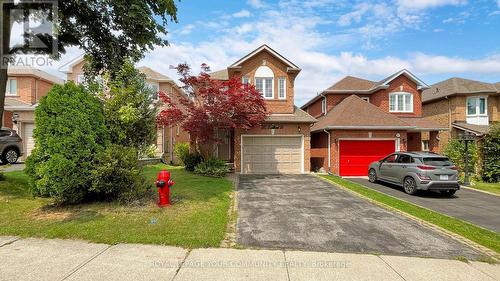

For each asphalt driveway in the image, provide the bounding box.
[348,178,500,233]
[237,175,482,259]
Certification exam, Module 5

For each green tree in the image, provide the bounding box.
[0,0,178,125]
[480,123,500,182]
[444,138,478,180]
[98,61,158,152]
[25,83,108,204]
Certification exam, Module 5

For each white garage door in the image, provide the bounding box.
[241,136,303,174]
[23,123,35,157]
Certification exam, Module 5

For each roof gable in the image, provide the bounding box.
[229,44,300,71]
[311,95,412,132]
[137,66,173,82]
[377,69,429,90]
[58,55,85,73]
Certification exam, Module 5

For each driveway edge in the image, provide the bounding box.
[316,175,499,262]
[220,173,239,248]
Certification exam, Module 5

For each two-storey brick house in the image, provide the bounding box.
[422,78,500,152]
[301,70,446,176]
[60,56,191,163]
[209,45,317,174]
[3,66,64,159]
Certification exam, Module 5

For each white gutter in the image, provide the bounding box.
[322,125,415,130]
[323,129,331,174]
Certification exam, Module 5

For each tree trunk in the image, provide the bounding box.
[0,7,12,127]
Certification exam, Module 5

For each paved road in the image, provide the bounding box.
[348,178,500,233]
[237,175,482,259]
[1,237,498,281]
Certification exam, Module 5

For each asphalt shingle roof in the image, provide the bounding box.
[422,78,499,103]
[311,95,412,132]
[265,106,317,123]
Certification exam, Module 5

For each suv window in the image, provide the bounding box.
[423,157,452,166]
[383,154,398,163]
[0,130,11,137]
[397,154,413,164]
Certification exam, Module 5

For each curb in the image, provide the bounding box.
[461,185,500,197]
[317,175,499,262]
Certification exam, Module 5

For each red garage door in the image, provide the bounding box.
[339,140,396,176]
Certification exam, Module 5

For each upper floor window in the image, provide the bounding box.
[6,79,17,96]
[321,97,327,114]
[242,76,250,85]
[467,96,487,116]
[278,77,286,99]
[146,81,160,100]
[254,66,274,99]
[389,92,413,113]
[76,74,85,85]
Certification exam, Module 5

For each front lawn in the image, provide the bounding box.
[0,164,232,248]
[321,175,500,255]
[470,181,500,195]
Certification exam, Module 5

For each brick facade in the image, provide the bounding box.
[228,50,298,114]
[423,95,500,152]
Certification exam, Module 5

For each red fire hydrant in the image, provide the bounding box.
[156,170,174,207]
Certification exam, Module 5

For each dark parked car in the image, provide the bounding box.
[0,128,23,164]
[368,151,460,197]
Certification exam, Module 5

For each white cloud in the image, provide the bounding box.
[337,3,371,26]
[247,0,265,9]
[178,24,195,35]
[397,0,467,11]
[411,53,500,74]
[232,9,251,18]
[497,0,500,7]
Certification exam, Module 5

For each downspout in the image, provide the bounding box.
[323,129,331,174]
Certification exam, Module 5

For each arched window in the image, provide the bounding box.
[254,66,274,99]
[389,92,413,112]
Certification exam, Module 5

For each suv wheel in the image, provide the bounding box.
[440,190,456,197]
[368,169,377,183]
[2,148,19,164]
[403,176,418,195]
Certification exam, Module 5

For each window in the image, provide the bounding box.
[389,92,413,112]
[421,140,429,151]
[76,74,85,85]
[278,77,286,99]
[361,97,370,102]
[467,97,487,116]
[423,157,452,166]
[383,154,398,163]
[146,81,160,100]
[5,79,17,96]
[242,76,250,85]
[321,97,327,114]
[254,66,274,99]
[397,154,413,164]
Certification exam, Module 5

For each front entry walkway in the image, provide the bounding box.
[237,175,482,259]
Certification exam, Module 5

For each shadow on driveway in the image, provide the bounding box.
[237,174,482,259]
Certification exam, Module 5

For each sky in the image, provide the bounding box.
[50,0,500,106]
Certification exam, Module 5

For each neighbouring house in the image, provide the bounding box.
[60,56,191,162]
[422,78,500,152]
[301,70,447,176]
[3,66,64,160]
[209,44,317,174]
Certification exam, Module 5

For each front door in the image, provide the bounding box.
[216,128,231,161]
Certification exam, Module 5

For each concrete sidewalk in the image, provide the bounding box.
[0,237,498,281]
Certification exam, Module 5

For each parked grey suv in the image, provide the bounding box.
[368,152,459,196]
[0,128,22,164]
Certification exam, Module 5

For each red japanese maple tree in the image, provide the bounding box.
[156,63,267,158]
